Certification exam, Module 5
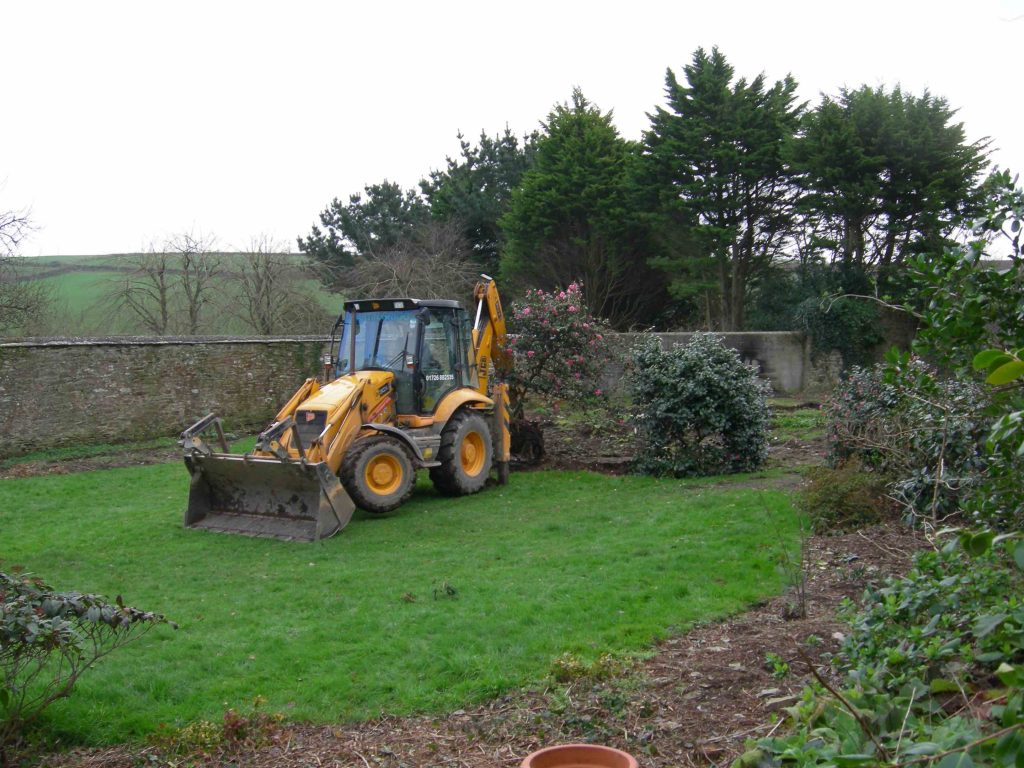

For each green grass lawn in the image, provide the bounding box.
[771,407,825,442]
[0,464,799,745]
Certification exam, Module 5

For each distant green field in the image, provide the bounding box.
[8,253,341,336]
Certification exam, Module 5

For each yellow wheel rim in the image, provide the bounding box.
[460,431,486,477]
[365,453,403,495]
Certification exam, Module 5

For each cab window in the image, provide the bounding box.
[418,310,459,413]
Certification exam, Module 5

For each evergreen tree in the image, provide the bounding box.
[500,89,667,328]
[791,86,989,281]
[421,128,537,275]
[298,181,429,273]
[641,47,803,330]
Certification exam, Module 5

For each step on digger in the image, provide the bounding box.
[180,276,511,542]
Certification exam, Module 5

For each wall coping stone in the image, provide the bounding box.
[0,335,331,349]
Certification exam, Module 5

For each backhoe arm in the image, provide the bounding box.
[471,275,509,396]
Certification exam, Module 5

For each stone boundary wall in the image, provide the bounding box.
[0,336,329,458]
[608,331,814,395]
[0,327,889,458]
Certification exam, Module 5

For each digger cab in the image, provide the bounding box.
[334,298,480,418]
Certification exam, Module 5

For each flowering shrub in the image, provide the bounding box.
[628,333,771,477]
[503,282,613,418]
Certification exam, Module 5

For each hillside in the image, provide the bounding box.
[5,253,341,336]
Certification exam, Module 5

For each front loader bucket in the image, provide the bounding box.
[183,454,355,542]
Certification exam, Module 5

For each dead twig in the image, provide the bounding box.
[892,722,1024,767]
[796,648,892,762]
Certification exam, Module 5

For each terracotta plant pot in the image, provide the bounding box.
[520,743,639,768]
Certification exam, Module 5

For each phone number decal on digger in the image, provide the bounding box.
[425,373,455,382]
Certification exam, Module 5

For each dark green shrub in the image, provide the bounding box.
[795,295,883,370]
[628,333,771,477]
[1,568,173,761]
[797,459,893,533]
[746,537,1024,768]
[824,357,989,524]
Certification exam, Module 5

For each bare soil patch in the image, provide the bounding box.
[0,445,180,479]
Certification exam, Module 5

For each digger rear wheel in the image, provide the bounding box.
[430,409,493,496]
[341,436,416,514]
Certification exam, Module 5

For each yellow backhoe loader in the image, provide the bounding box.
[180,276,510,541]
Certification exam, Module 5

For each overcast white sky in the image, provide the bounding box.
[3,0,1023,256]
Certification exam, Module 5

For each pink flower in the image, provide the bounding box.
[594,388,603,396]
[558,291,567,300]
[526,350,535,358]
[568,282,579,291]
[568,306,577,313]
[520,306,530,316]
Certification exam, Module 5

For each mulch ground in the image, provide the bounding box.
[15,418,928,768]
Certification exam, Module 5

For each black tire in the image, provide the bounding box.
[341,435,416,514]
[430,410,493,496]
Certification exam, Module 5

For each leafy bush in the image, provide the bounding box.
[745,537,1024,768]
[796,295,884,370]
[825,357,989,524]
[1,568,173,760]
[628,333,771,477]
[797,459,893,533]
[971,348,1024,530]
[504,282,613,419]
[910,170,1024,374]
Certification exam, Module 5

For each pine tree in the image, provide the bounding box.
[298,181,429,273]
[421,128,537,275]
[641,47,803,330]
[791,86,989,281]
[500,89,667,328]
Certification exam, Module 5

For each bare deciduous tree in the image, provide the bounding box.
[170,232,221,335]
[228,235,329,335]
[335,220,479,302]
[104,246,175,335]
[100,231,221,335]
[0,207,52,335]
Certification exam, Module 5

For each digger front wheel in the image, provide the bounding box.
[342,436,416,514]
[430,410,493,496]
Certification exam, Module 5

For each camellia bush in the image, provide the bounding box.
[1,568,174,760]
[628,333,771,477]
[746,534,1024,768]
[824,355,990,525]
[503,282,613,419]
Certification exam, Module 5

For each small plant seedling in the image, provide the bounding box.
[764,652,790,679]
